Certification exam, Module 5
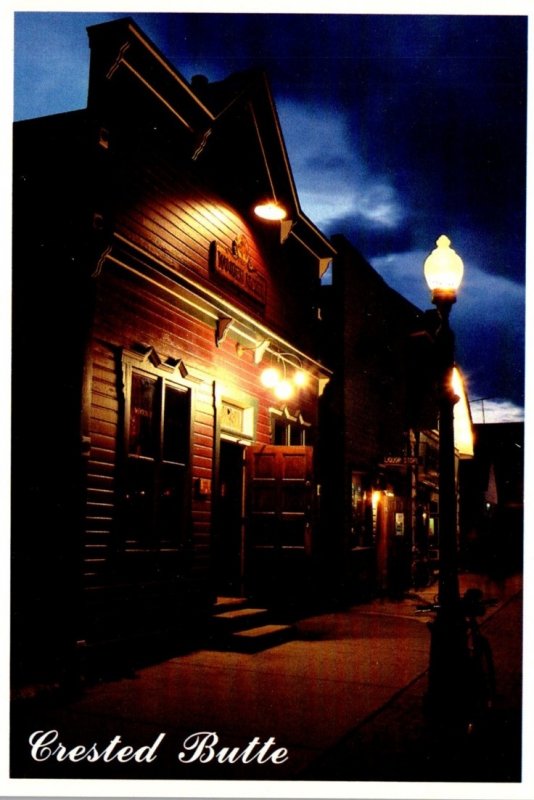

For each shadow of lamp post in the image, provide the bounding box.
[423,234,469,723]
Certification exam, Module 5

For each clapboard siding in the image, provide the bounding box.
[83,340,118,586]
[80,95,323,642]
[84,274,221,594]
[112,142,313,342]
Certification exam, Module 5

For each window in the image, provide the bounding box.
[350,472,373,547]
[123,367,191,551]
[271,409,311,446]
[217,388,257,443]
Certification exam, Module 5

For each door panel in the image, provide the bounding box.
[245,445,314,596]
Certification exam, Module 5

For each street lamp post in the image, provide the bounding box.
[423,235,469,724]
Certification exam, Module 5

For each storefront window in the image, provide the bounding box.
[129,374,157,457]
[124,367,191,549]
[351,472,373,547]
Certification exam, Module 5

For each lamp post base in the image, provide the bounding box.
[426,606,470,727]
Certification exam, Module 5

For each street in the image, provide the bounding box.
[10,572,522,782]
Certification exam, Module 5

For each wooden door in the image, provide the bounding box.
[245,445,314,597]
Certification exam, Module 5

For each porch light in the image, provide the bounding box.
[260,366,282,389]
[254,200,287,221]
[259,352,308,400]
[372,490,382,509]
[293,369,307,388]
[273,378,294,401]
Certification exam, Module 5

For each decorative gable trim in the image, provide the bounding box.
[124,343,189,379]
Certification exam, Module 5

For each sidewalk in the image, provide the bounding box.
[302,587,523,782]
[10,572,522,783]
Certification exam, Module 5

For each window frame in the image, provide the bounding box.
[270,406,312,446]
[120,346,194,552]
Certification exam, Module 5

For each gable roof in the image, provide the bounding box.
[86,16,335,267]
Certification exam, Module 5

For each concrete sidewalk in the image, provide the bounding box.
[10,572,522,782]
[302,588,523,782]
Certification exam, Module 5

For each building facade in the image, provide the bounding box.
[12,17,335,689]
[318,235,472,600]
[459,421,524,576]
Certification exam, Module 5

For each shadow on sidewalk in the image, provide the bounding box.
[300,590,523,783]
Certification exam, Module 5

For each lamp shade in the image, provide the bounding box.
[423,235,464,299]
[254,201,287,221]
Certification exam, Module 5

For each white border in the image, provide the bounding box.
[2,2,532,798]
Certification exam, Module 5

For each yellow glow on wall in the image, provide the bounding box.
[452,366,474,458]
[293,369,307,387]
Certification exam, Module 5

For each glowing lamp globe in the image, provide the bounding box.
[274,379,294,401]
[254,201,287,221]
[423,235,464,304]
[260,366,281,389]
[293,370,307,388]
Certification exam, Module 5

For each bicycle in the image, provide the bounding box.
[416,587,497,733]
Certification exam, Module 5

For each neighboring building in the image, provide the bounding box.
[460,421,524,575]
[318,235,473,600]
[12,17,335,690]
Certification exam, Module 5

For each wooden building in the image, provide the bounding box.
[318,235,473,600]
[12,17,335,689]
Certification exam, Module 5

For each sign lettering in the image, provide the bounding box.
[382,456,418,467]
[209,240,266,305]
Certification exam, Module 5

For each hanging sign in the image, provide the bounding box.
[381,456,418,467]
[209,238,266,305]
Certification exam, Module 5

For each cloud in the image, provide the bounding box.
[470,399,524,425]
[278,99,406,233]
[370,249,525,410]
[277,94,526,416]
[371,249,430,309]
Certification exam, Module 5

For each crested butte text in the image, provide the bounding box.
[28,729,289,766]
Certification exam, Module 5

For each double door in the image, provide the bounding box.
[216,443,314,597]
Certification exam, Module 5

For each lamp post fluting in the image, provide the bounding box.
[423,235,469,723]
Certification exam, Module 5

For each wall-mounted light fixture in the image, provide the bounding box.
[259,352,308,401]
[254,200,287,221]
[236,339,308,401]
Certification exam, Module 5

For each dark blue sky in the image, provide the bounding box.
[13,10,528,422]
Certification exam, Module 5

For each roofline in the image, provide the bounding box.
[87,16,334,261]
[86,16,214,128]
[258,72,336,259]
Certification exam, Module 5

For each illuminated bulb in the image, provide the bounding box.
[293,369,307,387]
[260,366,281,388]
[423,234,464,298]
[254,201,287,221]
[274,379,294,401]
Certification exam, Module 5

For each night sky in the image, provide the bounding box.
[12,8,528,423]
